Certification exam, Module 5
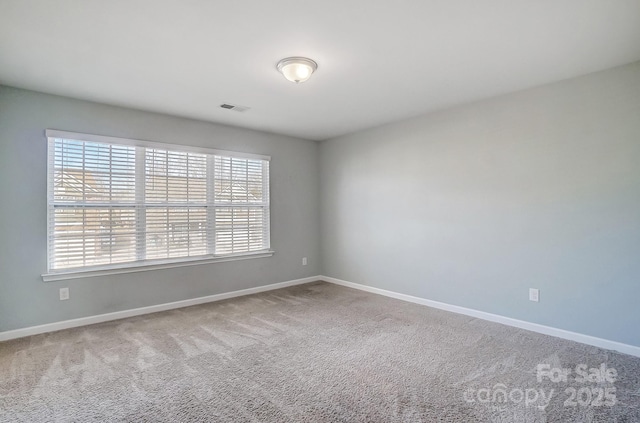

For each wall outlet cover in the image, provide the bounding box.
[529,288,539,302]
[59,287,70,301]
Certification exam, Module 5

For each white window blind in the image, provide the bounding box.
[47,130,270,273]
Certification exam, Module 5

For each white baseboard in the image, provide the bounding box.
[321,276,640,358]
[4,275,639,358]
[0,276,320,342]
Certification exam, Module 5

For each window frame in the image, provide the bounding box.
[42,129,273,282]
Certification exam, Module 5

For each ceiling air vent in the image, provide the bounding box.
[220,103,250,112]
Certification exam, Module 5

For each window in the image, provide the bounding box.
[46,130,270,277]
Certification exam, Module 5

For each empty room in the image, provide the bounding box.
[1,1,639,422]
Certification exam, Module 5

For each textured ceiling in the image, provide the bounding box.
[1,0,640,140]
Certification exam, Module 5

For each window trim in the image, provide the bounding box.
[45,130,271,161]
[42,129,272,281]
[42,250,275,282]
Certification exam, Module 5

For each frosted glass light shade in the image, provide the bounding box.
[276,57,318,83]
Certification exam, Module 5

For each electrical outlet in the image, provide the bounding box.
[59,287,70,301]
[529,288,539,302]
[302,257,308,266]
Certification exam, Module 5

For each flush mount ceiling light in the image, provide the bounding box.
[276,57,318,83]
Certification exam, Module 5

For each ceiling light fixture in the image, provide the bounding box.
[276,57,318,83]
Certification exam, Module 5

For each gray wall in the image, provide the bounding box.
[0,86,321,332]
[320,62,640,347]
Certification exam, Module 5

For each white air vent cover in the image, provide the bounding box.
[220,103,250,112]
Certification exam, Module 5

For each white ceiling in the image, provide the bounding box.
[1,1,640,141]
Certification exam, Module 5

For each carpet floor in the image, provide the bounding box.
[1,281,639,422]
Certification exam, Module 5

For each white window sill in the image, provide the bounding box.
[42,250,275,282]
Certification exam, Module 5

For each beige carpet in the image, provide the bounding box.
[1,281,639,422]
